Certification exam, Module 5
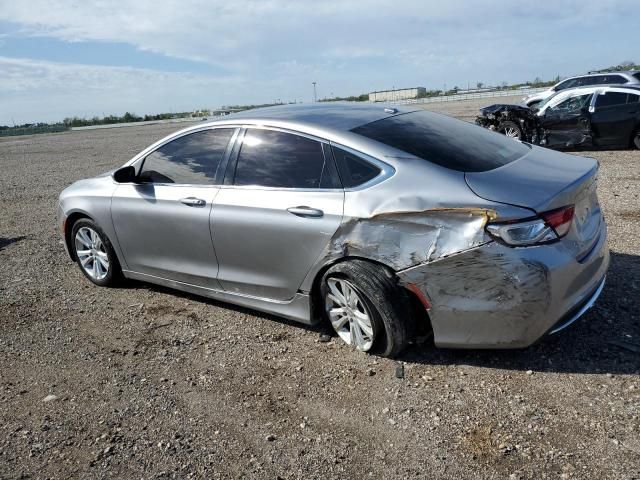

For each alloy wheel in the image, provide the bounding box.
[325,278,375,351]
[503,126,520,138]
[75,227,110,280]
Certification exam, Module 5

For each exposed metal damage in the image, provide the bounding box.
[325,208,496,271]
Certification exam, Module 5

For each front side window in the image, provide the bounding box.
[352,110,529,172]
[595,92,629,108]
[139,128,235,184]
[234,129,333,188]
[547,94,592,114]
[580,76,599,86]
[555,78,580,91]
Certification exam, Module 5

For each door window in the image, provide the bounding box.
[234,129,337,188]
[595,92,628,108]
[138,128,235,184]
[554,78,580,91]
[580,76,600,86]
[547,94,592,114]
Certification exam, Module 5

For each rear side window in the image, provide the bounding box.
[234,129,335,188]
[332,147,381,188]
[351,110,529,172]
[601,75,627,84]
[139,128,235,184]
[595,92,628,108]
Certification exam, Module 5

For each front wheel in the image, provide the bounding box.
[71,219,121,287]
[497,120,523,140]
[633,129,640,149]
[320,260,410,358]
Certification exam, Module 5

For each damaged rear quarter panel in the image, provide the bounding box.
[299,157,533,293]
[328,208,494,270]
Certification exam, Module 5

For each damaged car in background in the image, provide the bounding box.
[477,85,640,150]
[58,103,609,358]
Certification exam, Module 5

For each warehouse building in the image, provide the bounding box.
[369,87,426,102]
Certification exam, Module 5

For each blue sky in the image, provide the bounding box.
[0,0,638,124]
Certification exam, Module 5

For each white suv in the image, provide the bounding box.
[523,71,640,107]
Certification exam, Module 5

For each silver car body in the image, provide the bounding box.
[58,103,609,348]
[523,71,640,107]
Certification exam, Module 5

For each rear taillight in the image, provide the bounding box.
[486,205,574,247]
[541,205,574,237]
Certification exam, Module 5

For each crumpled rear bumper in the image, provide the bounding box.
[397,224,609,348]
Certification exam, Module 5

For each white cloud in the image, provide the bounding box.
[0,0,638,122]
[0,57,248,123]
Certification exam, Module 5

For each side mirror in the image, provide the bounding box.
[112,165,136,183]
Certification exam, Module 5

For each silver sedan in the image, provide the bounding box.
[58,103,609,357]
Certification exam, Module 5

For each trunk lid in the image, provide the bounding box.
[465,145,602,259]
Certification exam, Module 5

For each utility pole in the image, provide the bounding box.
[312,82,317,102]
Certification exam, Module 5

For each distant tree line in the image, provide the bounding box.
[61,111,193,128]
[2,62,636,136]
[318,94,369,102]
[589,60,640,73]
[0,122,68,137]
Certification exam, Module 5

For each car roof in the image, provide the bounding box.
[125,103,428,169]
[211,102,420,132]
[549,84,640,97]
[564,71,637,80]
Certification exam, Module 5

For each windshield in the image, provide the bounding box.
[352,110,529,172]
[537,91,563,110]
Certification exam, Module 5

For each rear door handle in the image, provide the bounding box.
[287,206,324,218]
[179,197,206,207]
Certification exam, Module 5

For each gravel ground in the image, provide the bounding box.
[0,100,638,479]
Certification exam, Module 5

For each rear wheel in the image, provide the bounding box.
[633,129,640,149]
[71,219,121,287]
[497,120,523,140]
[320,260,410,358]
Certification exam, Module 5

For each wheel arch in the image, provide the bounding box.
[631,123,640,149]
[309,255,432,340]
[64,210,94,260]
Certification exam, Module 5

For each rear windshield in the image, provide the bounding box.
[351,110,529,172]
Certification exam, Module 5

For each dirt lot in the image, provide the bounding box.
[1,98,638,479]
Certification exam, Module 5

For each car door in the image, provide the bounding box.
[540,93,593,148]
[590,91,637,147]
[111,127,237,288]
[211,127,344,301]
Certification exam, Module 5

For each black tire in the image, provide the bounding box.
[633,129,640,150]
[497,120,523,140]
[70,218,122,287]
[320,259,410,358]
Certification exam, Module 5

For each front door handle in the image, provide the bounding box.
[287,206,324,218]
[179,197,206,207]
